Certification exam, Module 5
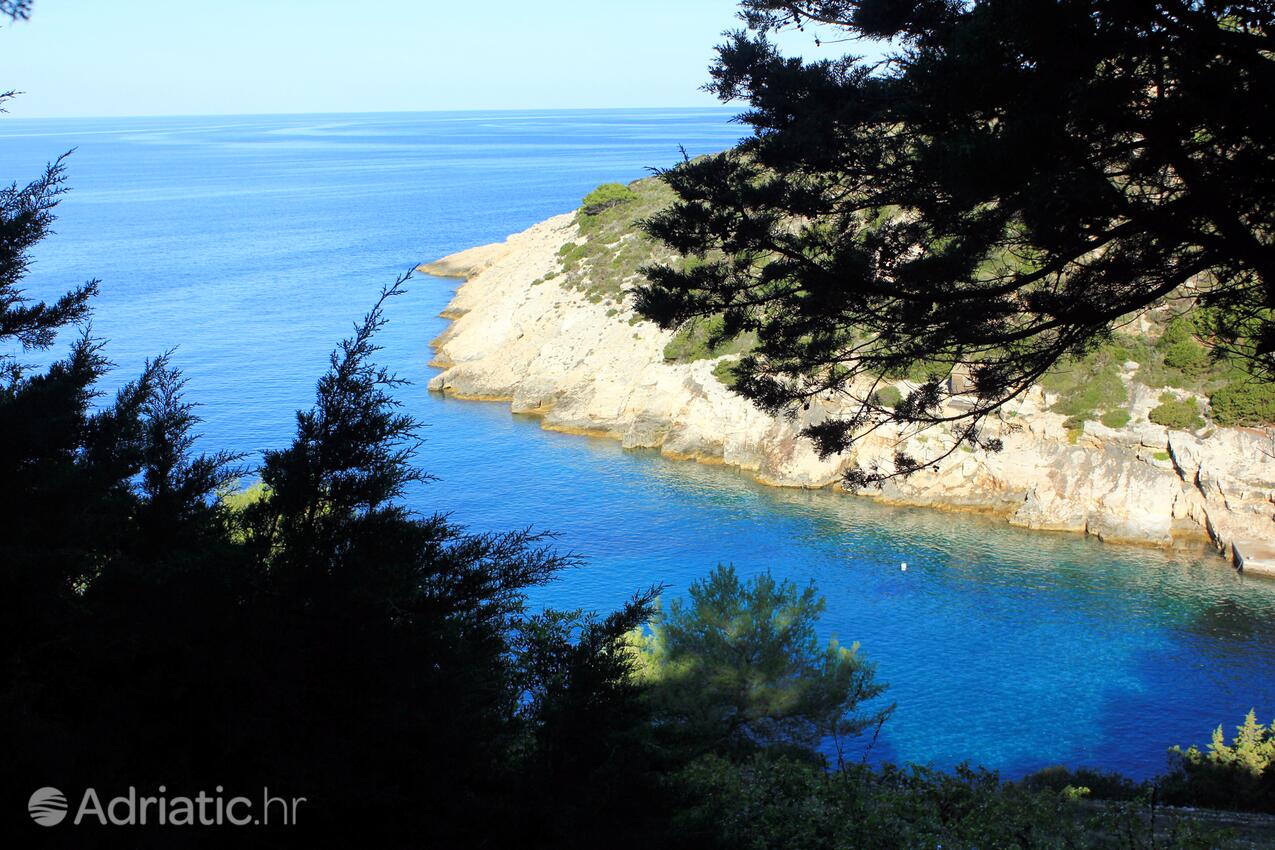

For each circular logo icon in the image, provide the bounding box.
[28,787,67,827]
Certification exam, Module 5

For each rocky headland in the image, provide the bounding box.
[420,212,1275,578]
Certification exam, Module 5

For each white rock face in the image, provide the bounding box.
[421,215,1275,577]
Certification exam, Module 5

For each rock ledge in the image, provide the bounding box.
[421,215,1275,578]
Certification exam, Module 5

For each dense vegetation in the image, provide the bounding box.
[5,144,1269,846]
[1040,313,1275,433]
[554,176,680,305]
[5,2,1273,847]
[564,172,1275,430]
[632,0,1275,484]
[1166,711,1275,813]
[556,177,761,382]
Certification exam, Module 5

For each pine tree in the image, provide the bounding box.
[636,1,1275,483]
[640,565,891,758]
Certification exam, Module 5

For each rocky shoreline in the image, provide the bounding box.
[420,213,1275,578]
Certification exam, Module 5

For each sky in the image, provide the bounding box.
[0,0,877,118]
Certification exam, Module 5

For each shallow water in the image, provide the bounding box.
[5,109,1273,779]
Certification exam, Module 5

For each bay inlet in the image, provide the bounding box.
[5,109,1273,780]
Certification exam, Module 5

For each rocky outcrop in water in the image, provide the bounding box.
[420,214,1275,577]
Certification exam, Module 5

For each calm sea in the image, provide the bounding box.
[4,109,1273,779]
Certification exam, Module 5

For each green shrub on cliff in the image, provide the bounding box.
[663,313,757,364]
[1156,316,1213,374]
[1044,358,1128,424]
[1100,408,1131,429]
[1210,378,1275,427]
[712,358,739,388]
[872,386,903,410]
[558,241,589,265]
[581,182,637,215]
[559,176,680,304]
[1149,393,1205,431]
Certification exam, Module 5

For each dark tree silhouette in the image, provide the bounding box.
[0,1,31,22]
[635,0,1275,482]
[0,33,661,839]
[2,3,1261,845]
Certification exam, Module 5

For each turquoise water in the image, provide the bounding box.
[4,110,1273,779]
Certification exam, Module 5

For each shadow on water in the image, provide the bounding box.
[8,109,1270,781]
[419,403,1275,779]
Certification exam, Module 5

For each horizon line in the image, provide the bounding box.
[0,103,745,122]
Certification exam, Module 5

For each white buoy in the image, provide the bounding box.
[900,562,908,572]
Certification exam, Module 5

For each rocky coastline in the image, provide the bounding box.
[420,213,1275,578]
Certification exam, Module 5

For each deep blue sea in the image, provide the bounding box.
[4,109,1273,780]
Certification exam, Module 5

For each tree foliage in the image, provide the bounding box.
[639,565,891,759]
[0,102,655,844]
[635,0,1275,484]
[0,3,1265,845]
[1210,375,1275,425]
[1149,391,1206,429]
[581,182,638,216]
[1164,710,1275,812]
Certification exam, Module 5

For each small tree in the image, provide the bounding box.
[640,565,890,759]
[581,182,637,216]
[1164,710,1275,813]
[512,587,668,847]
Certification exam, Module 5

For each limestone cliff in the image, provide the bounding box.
[420,214,1275,577]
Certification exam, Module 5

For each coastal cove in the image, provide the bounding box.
[6,110,1274,781]
[422,211,1275,577]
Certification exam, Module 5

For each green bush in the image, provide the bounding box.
[712,359,739,389]
[663,314,757,363]
[1020,765,1145,802]
[1210,378,1275,426]
[1161,339,1212,373]
[1100,408,1131,429]
[1155,316,1194,350]
[581,182,637,215]
[1149,393,1205,431]
[1049,361,1128,423]
[872,385,903,409]
[1162,710,1275,813]
[1156,316,1212,373]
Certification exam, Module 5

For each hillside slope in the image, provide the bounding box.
[420,187,1275,578]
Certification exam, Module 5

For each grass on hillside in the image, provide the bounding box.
[556,176,681,305]
[562,177,1275,425]
[560,178,758,381]
[662,313,758,365]
[1040,314,1275,430]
